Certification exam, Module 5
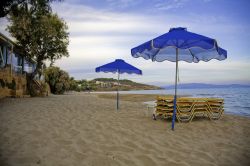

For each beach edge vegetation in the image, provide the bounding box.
[2,0,69,96]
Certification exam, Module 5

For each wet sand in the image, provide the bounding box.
[0,93,250,166]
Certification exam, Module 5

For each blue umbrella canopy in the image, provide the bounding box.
[131,27,227,62]
[96,59,142,74]
[96,59,142,110]
[131,27,227,130]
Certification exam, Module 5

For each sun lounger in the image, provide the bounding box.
[155,97,181,122]
[176,98,194,122]
[188,98,212,122]
[206,98,224,119]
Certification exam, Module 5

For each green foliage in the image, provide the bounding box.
[94,78,135,85]
[86,81,96,91]
[93,78,117,82]
[0,79,17,90]
[0,78,16,90]
[29,82,40,96]
[120,79,133,84]
[7,0,69,78]
[69,77,77,91]
[0,0,25,17]
[11,79,16,90]
[5,79,16,90]
[92,77,161,91]
[45,66,70,94]
[70,79,92,91]
[30,81,49,97]
[0,79,5,88]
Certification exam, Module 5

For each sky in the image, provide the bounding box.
[0,0,250,86]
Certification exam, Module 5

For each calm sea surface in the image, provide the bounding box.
[97,88,250,117]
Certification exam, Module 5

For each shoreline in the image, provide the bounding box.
[94,93,250,118]
[1,92,250,119]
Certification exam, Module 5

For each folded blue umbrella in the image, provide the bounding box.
[131,27,227,130]
[96,59,142,110]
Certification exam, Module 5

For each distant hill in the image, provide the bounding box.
[164,83,250,89]
[92,78,162,91]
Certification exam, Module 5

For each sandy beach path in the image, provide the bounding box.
[0,93,250,166]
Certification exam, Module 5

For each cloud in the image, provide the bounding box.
[50,1,250,85]
[154,0,188,11]
[1,0,249,85]
[106,0,140,8]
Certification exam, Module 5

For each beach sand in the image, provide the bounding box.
[0,93,250,166]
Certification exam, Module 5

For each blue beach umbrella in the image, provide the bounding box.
[96,59,142,110]
[131,27,227,130]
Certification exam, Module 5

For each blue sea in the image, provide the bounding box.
[99,88,250,117]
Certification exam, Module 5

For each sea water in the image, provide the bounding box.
[113,87,250,117]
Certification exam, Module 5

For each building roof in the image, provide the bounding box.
[0,32,36,64]
[0,32,15,47]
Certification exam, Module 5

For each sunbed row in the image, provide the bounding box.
[154,97,224,122]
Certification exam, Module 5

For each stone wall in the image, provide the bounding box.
[0,66,27,97]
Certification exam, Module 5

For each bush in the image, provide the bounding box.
[40,82,50,96]
[29,82,41,97]
[45,66,71,94]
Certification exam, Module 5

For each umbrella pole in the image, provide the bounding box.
[117,70,120,110]
[172,48,179,131]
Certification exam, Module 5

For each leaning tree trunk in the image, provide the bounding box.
[27,56,43,96]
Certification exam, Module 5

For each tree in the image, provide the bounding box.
[0,0,59,17]
[0,0,24,17]
[69,77,77,91]
[7,0,69,79]
[44,66,70,94]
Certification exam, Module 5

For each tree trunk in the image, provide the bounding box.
[27,55,43,96]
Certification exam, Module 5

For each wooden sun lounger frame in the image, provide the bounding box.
[154,97,224,122]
